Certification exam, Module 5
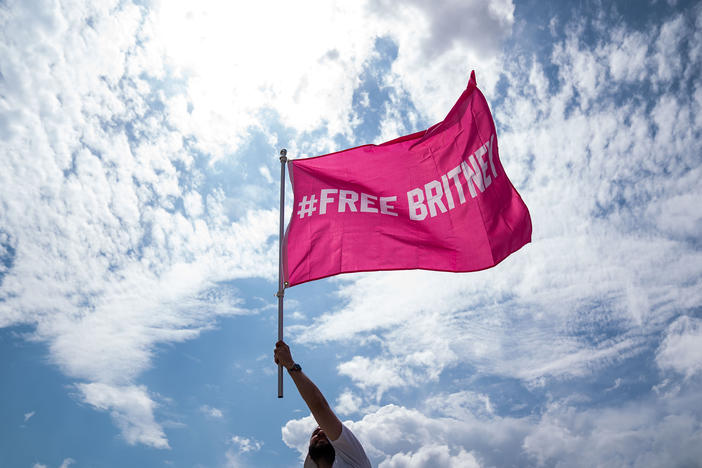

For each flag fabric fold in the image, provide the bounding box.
[283,71,531,287]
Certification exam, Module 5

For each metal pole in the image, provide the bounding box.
[277,148,288,398]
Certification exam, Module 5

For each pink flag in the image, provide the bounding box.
[283,71,531,287]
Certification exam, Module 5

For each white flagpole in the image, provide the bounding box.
[277,148,288,398]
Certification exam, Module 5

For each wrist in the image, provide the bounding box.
[287,363,302,373]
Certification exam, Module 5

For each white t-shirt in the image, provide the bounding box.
[330,424,372,467]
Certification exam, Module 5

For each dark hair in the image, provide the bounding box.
[309,443,335,465]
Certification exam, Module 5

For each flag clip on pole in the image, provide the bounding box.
[277,148,288,398]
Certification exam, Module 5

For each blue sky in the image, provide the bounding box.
[1,0,701,467]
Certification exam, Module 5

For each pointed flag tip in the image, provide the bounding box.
[469,70,477,88]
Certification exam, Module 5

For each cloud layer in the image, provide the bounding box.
[1,0,279,446]
[294,1,702,391]
[284,3,702,466]
[2,0,700,464]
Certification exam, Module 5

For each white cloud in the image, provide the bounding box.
[77,382,169,449]
[425,391,495,420]
[656,316,702,378]
[336,389,364,416]
[0,0,279,439]
[230,435,263,454]
[281,414,317,463]
[223,450,244,468]
[291,3,702,398]
[146,0,515,159]
[59,459,76,468]
[523,388,702,468]
[606,29,649,83]
[28,461,73,468]
[338,356,408,400]
[2,1,700,463]
[283,383,702,467]
[0,0,521,449]
[652,14,686,84]
[283,403,526,466]
[200,405,223,419]
[0,231,12,278]
[379,445,481,468]
[280,8,702,466]
[24,411,36,422]
[372,0,514,122]
[149,1,380,158]
[259,166,274,185]
[183,191,204,219]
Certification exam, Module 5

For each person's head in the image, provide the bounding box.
[305,426,335,467]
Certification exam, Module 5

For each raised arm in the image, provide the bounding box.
[274,340,342,441]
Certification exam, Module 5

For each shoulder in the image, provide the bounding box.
[330,424,372,468]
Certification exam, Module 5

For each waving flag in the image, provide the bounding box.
[283,71,531,287]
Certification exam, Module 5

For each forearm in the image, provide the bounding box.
[287,367,342,440]
[274,340,341,439]
[288,369,330,413]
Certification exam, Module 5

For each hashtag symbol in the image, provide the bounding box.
[297,195,318,218]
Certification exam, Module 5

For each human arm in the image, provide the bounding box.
[274,340,343,441]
